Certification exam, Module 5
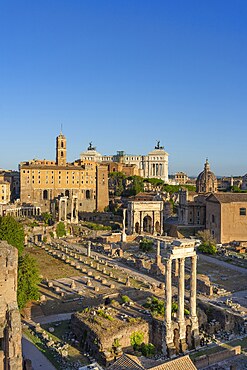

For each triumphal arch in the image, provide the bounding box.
[127,199,163,235]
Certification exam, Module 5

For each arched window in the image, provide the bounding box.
[43,190,48,200]
[86,190,90,199]
[65,190,70,197]
[61,141,64,148]
[61,151,64,157]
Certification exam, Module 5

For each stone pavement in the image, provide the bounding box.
[22,335,57,370]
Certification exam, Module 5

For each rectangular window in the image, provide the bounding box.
[240,208,246,216]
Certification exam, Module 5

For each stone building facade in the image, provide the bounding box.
[0,241,22,370]
[0,170,20,202]
[178,190,206,227]
[20,133,109,214]
[175,172,188,185]
[178,191,247,244]
[80,141,169,183]
[0,183,10,205]
[127,193,164,235]
[206,193,247,243]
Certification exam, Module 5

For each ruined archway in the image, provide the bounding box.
[143,215,152,233]
[155,221,160,233]
[135,222,140,233]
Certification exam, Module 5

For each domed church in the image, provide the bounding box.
[196,159,217,193]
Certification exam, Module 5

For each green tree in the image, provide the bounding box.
[0,215,24,254]
[130,331,144,350]
[56,222,66,237]
[17,254,40,309]
[197,229,217,255]
[0,215,40,309]
[139,238,153,252]
[41,212,53,225]
[127,176,144,196]
[198,243,217,255]
[141,343,155,357]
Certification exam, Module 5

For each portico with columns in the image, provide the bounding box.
[164,240,199,357]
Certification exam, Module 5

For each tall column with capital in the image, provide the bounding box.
[190,254,199,347]
[164,258,173,351]
[178,257,187,351]
[190,255,197,318]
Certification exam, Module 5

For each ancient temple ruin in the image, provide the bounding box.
[164,240,199,356]
[0,241,22,369]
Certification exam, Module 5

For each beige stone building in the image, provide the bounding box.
[175,172,188,185]
[178,191,247,244]
[20,133,109,214]
[0,241,22,369]
[0,170,20,202]
[127,193,164,235]
[0,183,10,204]
[206,193,247,244]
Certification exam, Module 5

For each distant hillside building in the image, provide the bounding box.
[80,141,169,183]
[20,133,109,214]
[175,171,188,185]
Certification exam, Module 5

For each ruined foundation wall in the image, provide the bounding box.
[0,241,22,370]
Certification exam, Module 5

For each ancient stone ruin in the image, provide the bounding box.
[164,240,199,356]
[0,241,22,369]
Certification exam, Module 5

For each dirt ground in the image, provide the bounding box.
[197,258,247,293]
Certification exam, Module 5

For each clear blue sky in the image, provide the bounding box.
[0,0,246,176]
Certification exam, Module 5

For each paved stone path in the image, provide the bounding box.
[22,336,57,370]
[33,312,73,324]
[199,253,247,275]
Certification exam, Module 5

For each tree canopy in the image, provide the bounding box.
[17,254,40,309]
[0,215,40,309]
[56,221,66,237]
[0,215,25,254]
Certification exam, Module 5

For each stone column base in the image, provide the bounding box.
[180,338,188,353]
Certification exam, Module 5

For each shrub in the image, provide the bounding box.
[121,295,131,304]
[56,222,66,237]
[139,238,153,252]
[141,343,155,357]
[130,331,144,350]
[198,243,217,255]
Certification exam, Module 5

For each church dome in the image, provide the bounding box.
[196,159,217,193]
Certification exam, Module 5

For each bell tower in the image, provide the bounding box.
[56,132,67,166]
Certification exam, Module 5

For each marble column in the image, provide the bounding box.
[87,241,91,257]
[178,257,186,347]
[190,254,199,347]
[156,240,161,265]
[165,259,173,343]
[190,255,197,318]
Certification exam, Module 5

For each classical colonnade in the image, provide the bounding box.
[164,246,199,356]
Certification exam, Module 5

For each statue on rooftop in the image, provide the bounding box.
[155,140,164,150]
[88,142,96,151]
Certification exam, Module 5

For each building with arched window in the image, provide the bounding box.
[20,133,109,213]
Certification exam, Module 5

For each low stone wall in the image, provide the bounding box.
[193,345,241,369]
[198,301,245,333]
[71,310,150,365]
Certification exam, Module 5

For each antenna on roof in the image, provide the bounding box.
[60,123,63,134]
